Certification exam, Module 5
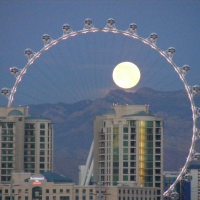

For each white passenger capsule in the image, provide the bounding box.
[167,47,176,56]
[129,23,137,32]
[24,49,34,58]
[42,34,51,43]
[194,153,200,160]
[10,67,19,76]
[106,18,115,29]
[1,88,9,97]
[62,24,71,34]
[149,33,158,42]
[184,173,192,182]
[84,18,93,29]
[182,65,190,73]
[192,85,200,94]
[170,192,179,200]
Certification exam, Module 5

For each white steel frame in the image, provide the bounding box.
[2,18,200,198]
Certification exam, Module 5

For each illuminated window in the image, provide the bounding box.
[113,127,119,134]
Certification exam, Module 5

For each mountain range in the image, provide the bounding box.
[28,87,200,183]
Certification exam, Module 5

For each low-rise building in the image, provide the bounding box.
[0,172,159,200]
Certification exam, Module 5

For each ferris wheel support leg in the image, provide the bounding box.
[85,159,94,186]
[80,141,94,186]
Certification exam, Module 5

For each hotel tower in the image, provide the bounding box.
[0,107,53,184]
[93,105,163,199]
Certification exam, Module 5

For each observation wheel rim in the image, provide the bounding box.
[7,26,197,198]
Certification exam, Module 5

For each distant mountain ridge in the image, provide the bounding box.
[28,87,200,183]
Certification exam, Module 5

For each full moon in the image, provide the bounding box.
[112,62,141,89]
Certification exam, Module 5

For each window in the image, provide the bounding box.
[130,155,136,160]
[123,176,128,181]
[46,197,49,200]
[82,189,86,194]
[155,176,160,181]
[40,157,45,162]
[60,197,69,200]
[5,189,8,193]
[156,121,161,127]
[40,150,45,155]
[155,142,161,147]
[113,127,119,134]
[60,189,63,193]
[7,123,13,128]
[123,127,128,133]
[156,135,161,140]
[40,123,45,129]
[66,189,70,193]
[130,141,135,146]
[53,189,56,193]
[113,169,119,174]
[40,130,45,135]
[113,148,119,154]
[155,149,161,154]
[40,144,45,149]
[131,128,136,133]
[113,162,119,167]
[130,162,136,167]
[155,162,161,167]
[155,169,160,174]
[130,169,135,174]
[123,162,128,167]
[123,155,128,160]
[123,169,128,174]
[40,137,45,142]
[123,148,128,153]
[130,120,136,126]
[123,134,128,140]
[76,189,79,194]
[155,155,161,161]
[46,189,49,193]
[131,134,136,140]
[123,141,128,146]
[130,176,135,181]
[40,164,45,169]
[130,148,136,153]
[25,123,34,129]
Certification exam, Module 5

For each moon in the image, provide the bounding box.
[112,62,141,89]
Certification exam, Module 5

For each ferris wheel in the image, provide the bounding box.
[1,18,200,199]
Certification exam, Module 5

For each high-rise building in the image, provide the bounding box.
[93,105,163,199]
[0,107,53,184]
[188,164,200,200]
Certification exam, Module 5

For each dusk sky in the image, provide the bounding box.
[0,1,200,106]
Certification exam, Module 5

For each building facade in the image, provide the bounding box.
[0,107,53,184]
[93,105,163,200]
[188,164,200,200]
[0,172,158,200]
